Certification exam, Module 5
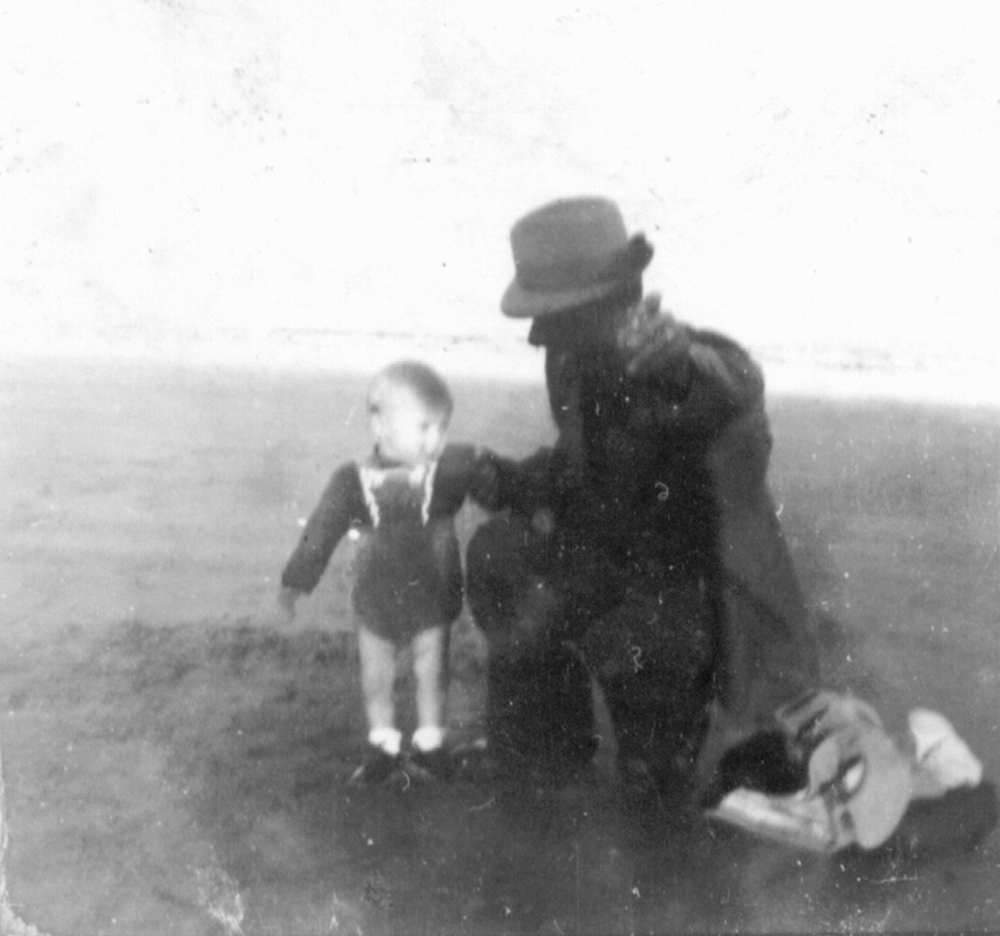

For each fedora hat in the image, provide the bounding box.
[501,197,654,318]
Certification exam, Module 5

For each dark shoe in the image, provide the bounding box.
[404,747,455,783]
[348,746,400,787]
[451,739,552,785]
[886,780,998,860]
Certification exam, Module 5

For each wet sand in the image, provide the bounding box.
[1,359,998,934]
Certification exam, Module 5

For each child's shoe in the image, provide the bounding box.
[348,746,400,787]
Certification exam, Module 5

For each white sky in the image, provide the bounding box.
[2,1,999,372]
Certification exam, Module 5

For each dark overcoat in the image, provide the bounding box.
[479,326,819,776]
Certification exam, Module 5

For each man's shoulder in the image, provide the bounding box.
[682,324,765,407]
[687,326,755,359]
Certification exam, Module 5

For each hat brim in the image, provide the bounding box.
[501,275,639,319]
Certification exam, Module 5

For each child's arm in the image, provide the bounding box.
[257,583,303,628]
[280,462,368,596]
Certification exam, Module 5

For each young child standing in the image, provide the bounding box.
[277,360,493,785]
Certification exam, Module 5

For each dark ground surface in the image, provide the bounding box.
[0,360,998,934]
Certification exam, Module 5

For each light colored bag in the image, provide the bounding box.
[706,690,985,853]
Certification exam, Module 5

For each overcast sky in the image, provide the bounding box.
[2,1,998,367]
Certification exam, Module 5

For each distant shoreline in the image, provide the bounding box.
[2,328,997,408]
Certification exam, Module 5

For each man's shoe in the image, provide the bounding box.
[452,738,495,782]
[348,746,399,787]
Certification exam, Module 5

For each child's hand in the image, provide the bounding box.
[258,587,300,628]
[277,586,299,619]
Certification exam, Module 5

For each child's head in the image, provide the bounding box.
[367,361,453,466]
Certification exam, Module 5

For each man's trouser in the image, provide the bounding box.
[466,514,718,790]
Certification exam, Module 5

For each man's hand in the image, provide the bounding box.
[616,293,693,377]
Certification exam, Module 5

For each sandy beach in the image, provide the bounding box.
[4,1,999,930]
[1,358,998,934]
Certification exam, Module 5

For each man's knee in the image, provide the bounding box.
[467,515,549,641]
[583,584,719,792]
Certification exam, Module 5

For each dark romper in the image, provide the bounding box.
[282,444,490,644]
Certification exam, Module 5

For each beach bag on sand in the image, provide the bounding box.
[703,690,996,855]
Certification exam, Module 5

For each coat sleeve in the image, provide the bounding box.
[689,375,821,785]
[280,463,367,594]
[423,442,554,517]
[469,447,556,516]
[641,328,820,750]
[643,328,766,436]
[707,397,820,718]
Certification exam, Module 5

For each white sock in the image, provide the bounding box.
[369,727,402,756]
[412,725,445,753]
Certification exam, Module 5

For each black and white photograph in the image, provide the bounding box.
[1,2,998,933]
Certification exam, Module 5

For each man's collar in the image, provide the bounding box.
[527,303,631,349]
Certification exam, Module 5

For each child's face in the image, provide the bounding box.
[369,384,447,466]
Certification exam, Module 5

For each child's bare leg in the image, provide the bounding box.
[357,625,401,755]
[412,624,448,752]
